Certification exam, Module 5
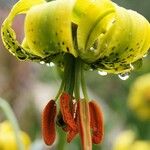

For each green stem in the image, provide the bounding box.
[57,126,66,150]
[0,98,24,150]
[81,63,89,100]
[74,58,81,100]
[63,54,75,95]
[55,79,65,101]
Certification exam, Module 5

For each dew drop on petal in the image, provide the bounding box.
[46,62,55,67]
[118,72,130,80]
[40,61,45,65]
[46,63,50,67]
[143,53,148,58]
[130,64,134,70]
[50,62,55,67]
[90,47,95,51]
[98,70,107,76]
[105,43,108,47]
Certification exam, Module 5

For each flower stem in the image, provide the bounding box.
[57,126,66,150]
[0,98,24,150]
[81,64,89,101]
[55,79,65,101]
[63,53,75,95]
[74,58,81,100]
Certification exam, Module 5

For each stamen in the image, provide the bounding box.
[67,101,78,143]
[89,100,104,144]
[67,129,78,143]
[60,92,77,130]
[42,100,57,145]
[78,100,92,150]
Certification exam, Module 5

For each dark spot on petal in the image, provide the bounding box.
[111,46,116,51]
[129,48,133,51]
[12,41,15,45]
[33,41,36,44]
[125,47,128,51]
[66,47,69,52]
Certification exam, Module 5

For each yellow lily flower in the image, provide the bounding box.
[1,1,150,150]
[128,74,150,121]
[132,140,150,150]
[0,121,31,150]
[113,130,150,150]
[1,0,150,74]
[113,130,135,150]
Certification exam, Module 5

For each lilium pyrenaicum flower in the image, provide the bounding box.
[1,0,150,149]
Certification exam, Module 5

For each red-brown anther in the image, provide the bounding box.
[78,100,92,150]
[42,100,57,145]
[67,100,78,143]
[60,92,77,131]
[67,129,78,143]
[67,102,79,143]
[89,100,104,144]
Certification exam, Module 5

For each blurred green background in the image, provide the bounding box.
[0,0,150,150]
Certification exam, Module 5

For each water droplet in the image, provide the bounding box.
[118,72,130,80]
[112,19,116,24]
[105,43,108,47]
[49,62,55,67]
[90,47,95,51]
[143,53,148,58]
[130,64,134,70]
[104,43,108,49]
[45,62,55,67]
[40,61,45,65]
[98,70,107,76]
[46,63,50,67]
